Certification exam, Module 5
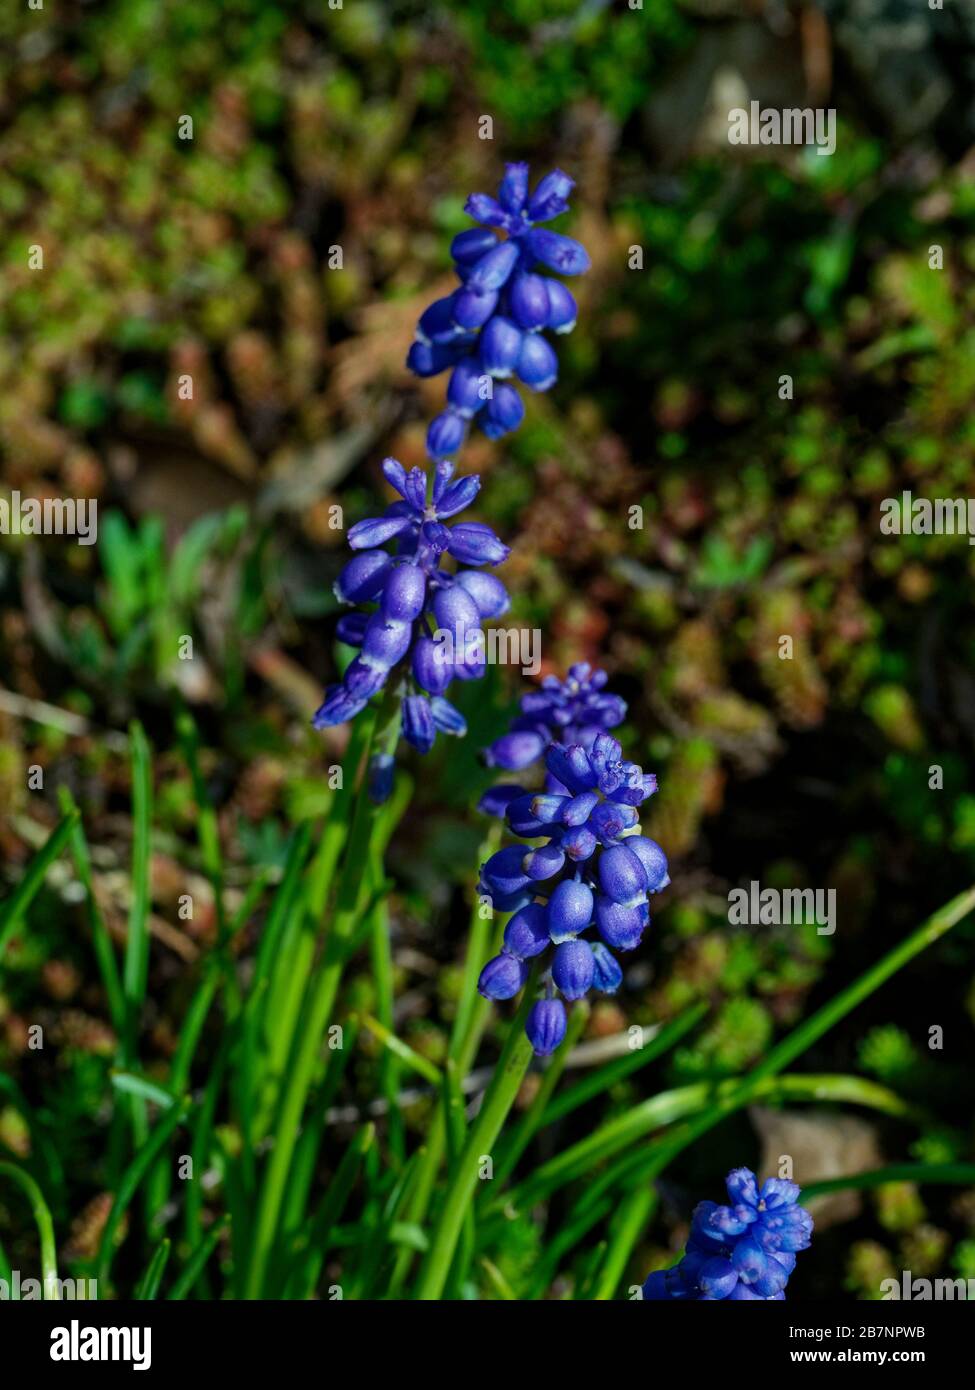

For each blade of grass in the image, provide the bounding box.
[252,752,407,1143]
[480,1256,517,1300]
[800,1163,975,1200]
[524,1196,614,1300]
[589,1185,657,1300]
[577,1240,609,1300]
[122,720,152,1062]
[532,1003,709,1133]
[152,860,271,1228]
[174,707,226,938]
[134,1239,171,1299]
[415,968,539,1301]
[97,1097,191,1285]
[58,788,124,1031]
[0,1073,66,1205]
[186,1041,232,1296]
[448,821,503,1056]
[0,810,78,963]
[114,720,153,1171]
[387,837,504,1297]
[244,695,403,1298]
[442,1057,475,1297]
[0,1163,59,1299]
[280,1016,362,1243]
[241,821,314,1141]
[369,891,403,1164]
[110,1071,177,1109]
[347,1145,424,1299]
[290,1124,375,1299]
[500,1072,919,1219]
[227,869,271,936]
[362,1014,442,1087]
[304,714,375,917]
[168,1216,229,1301]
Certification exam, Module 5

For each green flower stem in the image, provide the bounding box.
[0,1163,59,1299]
[415,971,538,1301]
[491,1000,590,1189]
[590,882,975,1297]
[243,692,401,1299]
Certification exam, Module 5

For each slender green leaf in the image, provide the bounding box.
[491,1000,590,1188]
[98,1098,190,1283]
[0,811,79,963]
[168,1217,229,1301]
[289,1124,375,1299]
[122,721,152,1065]
[0,1163,59,1299]
[111,1071,176,1109]
[362,1014,442,1087]
[59,788,125,1030]
[415,967,538,1301]
[135,1240,171,1300]
[800,1163,975,1200]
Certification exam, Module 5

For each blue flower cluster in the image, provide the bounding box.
[407,164,590,461]
[476,732,667,1056]
[313,457,510,779]
[642,1169,814,1300]
[481,663,627,810]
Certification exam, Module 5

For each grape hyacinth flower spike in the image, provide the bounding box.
[479,662,628,816]
[407,164,591,460]
[313,456,511,798]
[476,732,667,1055]
[642,1168,814,1300]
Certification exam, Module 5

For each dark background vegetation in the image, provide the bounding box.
[2,0,975,1297]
